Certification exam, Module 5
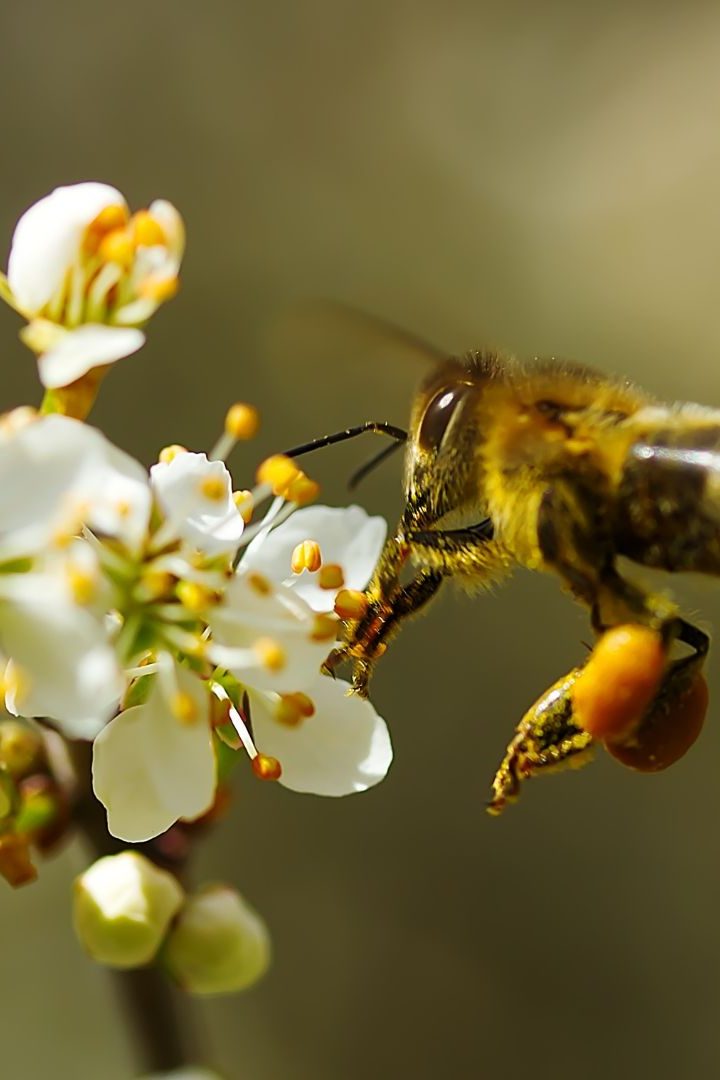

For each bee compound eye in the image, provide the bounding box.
[418,384,469,451]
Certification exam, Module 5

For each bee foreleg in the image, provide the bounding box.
[326,526,443,694]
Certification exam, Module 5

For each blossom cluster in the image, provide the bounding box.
[0,183,391,991]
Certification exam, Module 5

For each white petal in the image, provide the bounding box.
[241,505,386,611]
[0,573,122,738]
[38,324,145,388]
[148,199,185,261]
[150,453,244,556]
[93,664,216,842]
[209,574,329,693]
[7,183,125,315]
[0,415,151,554]
[249,676,392,796]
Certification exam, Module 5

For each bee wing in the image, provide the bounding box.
[262,299,448,374]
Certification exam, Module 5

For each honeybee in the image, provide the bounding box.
[286,334,716,812]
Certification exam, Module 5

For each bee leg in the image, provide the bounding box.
[487,668,594,815]
[401,521,513,584]
[326,533,443,694]
[329,569,445,695]
[331,521,512,693]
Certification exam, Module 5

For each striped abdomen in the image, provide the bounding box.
[615,422,720,575]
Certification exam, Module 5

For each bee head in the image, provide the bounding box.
[404,357,489,526]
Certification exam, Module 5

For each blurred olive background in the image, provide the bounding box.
[3,2,720,1077]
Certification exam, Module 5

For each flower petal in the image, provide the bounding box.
[93,663,216,842]
[38,324,145,388]
[0,573,122,738]
[7,183,125,315]
[209,574,329,693]
[0,415,151,555]
[249,676,392,796]
[241,505,386,611]
[150,453,244,556]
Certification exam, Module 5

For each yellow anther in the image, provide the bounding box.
[285,474,320,506]
[275,692,315,726]
[158,444,187,464]
[68,568,97,606]
[251,753,282,781]
[171,691,198,725]
[310,613,338,643]
[246,571,272,596]
[138,274,179,303]
[275,696,304,727]
[288,691,315,717]
[98,227,135,268]
[334,588,369,621]
[225,403,260,441]
[176,580,218,613]
[256,454,300,497]
[200,474,227,502]
[130,209,167,248]
[318,563,344,590]
[233,490,254,523]
[139,570,174,601]
[253,637,286,672]
[84,204,129,252]
[291,540,322,575]
[115,499,132,519]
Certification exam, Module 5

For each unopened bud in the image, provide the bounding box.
[0,833,37,887]
[163,884,271,995]
[73,851,184,968]
[0,720,43,778]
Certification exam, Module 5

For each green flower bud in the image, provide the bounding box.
[163,884,270,995]
[0,720,42,778]
[73,851,184,968]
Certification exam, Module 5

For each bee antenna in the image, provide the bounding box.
[282,421,407,461]
[348,439,405,490]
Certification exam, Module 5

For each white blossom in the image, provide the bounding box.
[0,414,151,557]
[247,675,392,796]
[92,659,216,843]
[241,504,386,611]
[150,452,244,557]
[1,182,184,388]
[207,571,331,694]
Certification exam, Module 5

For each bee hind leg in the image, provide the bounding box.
[488,668,595,815]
